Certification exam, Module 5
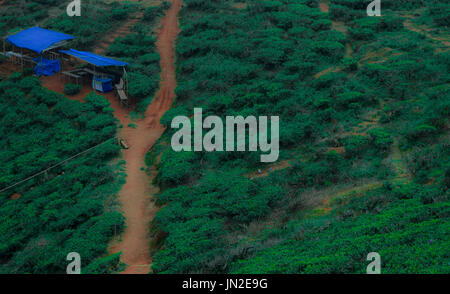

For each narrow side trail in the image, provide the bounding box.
[315,0,352,79]
[403,18,450,52]
[247,160,291,180]
[310,1,411,216]
[390,139,412,183]
[108,0,182,274]
[95,12,144,55]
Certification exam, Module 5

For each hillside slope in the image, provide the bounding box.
[147,0,449,273]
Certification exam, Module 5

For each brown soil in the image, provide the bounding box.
[319,1,329,13]
[314,66,341,79]
[331,20,349,34]
[248,160,291,180]
[41,74,131,124]
[308,181,383,217]
[390,139,412,183]
[107,0,182,274]
[0,62,19,77]
[319,0,330,13]
[345,43,352,58]
[340,106,382,138]
[10,193,21,200]
[326,146,346,154]
[41,74,93,102]
[318,0,348,33]
[232,3,248,10]
[358,47,403,65]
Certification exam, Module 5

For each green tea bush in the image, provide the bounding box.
[232,186,450,273]
[64,83,82,96]
[149,0,450,274]
[0,76,124,273]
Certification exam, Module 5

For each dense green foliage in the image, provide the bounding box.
[151,170,283,273]
[64,83,81,96]
[148,0,449,273]
[232,183,449,273]
[0,74,124,273]
[45,1,137,50]
[0,0,55,37]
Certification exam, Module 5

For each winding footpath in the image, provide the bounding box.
[108,0,182,274]
[315,0,352,79]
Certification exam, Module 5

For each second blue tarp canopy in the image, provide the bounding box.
[59,49,129,67]
[6,27,75,54]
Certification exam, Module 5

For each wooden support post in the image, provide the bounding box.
[59,55,62,81]
[124,67,128,95]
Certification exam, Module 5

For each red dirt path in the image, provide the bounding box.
[107,0,182,274]
[40,0,182,274]
[0,0,177,274]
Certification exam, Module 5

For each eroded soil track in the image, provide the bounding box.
[315,0,351,79]
[108,0,182,274]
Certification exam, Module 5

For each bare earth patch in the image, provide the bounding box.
[232,2,248,10]
[10,193,21,200]
[108,0,182,274]
[247,160,291,180]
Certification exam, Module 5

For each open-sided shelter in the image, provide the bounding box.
[59,49,130,106]
[3,26,75,76]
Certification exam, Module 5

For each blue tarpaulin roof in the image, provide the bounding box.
[5,27,75,54]
[59,49,129,67]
